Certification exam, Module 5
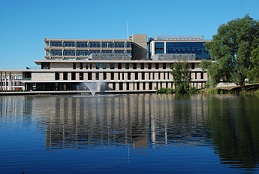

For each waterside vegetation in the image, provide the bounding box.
[157,15,259,95]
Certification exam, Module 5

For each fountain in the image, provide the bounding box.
[80,81,105,96]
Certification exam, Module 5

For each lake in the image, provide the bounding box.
[0,94,258,173]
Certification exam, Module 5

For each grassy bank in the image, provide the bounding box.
[200,84,259,95]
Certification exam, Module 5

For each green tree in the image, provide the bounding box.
[171,61,191,93]
[205,15,259,88]
[248,47,259,83]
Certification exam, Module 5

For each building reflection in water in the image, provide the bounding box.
[41,94,209,150]
[1,94,259,169]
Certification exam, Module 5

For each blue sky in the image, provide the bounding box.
[0,0,259,69]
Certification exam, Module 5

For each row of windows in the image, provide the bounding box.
[71,63,196,70]
[46,50,131,56]
[166,42,210,59]
[55,72,204,81]
[47,41,132,48]
[154,42,210,59]
[0,82,22,86]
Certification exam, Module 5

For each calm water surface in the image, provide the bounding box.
[0,94,259,173]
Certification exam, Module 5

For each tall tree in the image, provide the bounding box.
[205,15,259,88]
[248,47,259,83]
[171,61,190,93]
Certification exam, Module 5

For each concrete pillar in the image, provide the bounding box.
[91,73,95,80]
[76,73,80,80]
[160,72,164,80]
[99,73,103,80]
[107,72,111,80]
[146,82,149,90]
[145,73,149,80]
[140,82,143,90]
[197,73,201,80]
[114,73,118,80]
[68,73,71,80]
[115,83,119,91]
[84,73,88,80]
[131,73,134,81]
[123,83,127,90]
[60,73,64,80]
[129,82,134,90]
[155,73,159,80]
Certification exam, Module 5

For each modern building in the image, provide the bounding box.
[0,34,210,93]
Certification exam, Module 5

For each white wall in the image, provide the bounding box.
[31,73,55,81]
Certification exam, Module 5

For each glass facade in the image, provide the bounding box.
[102,42,113,48]
[77,50,88,56]
[64,42,75,47]
[155,42,164,54]
[50,42,62,47]
[77,42,88,48]
[50,50,62,56]
[166,42,210,59]
[46,41,132,57]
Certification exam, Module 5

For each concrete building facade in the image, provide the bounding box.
[0,34,210,93]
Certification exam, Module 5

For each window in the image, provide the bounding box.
[126,42,131,48]
[64,42,75,47]
[80,63,83,69]
[133,63,137,69]
[55,73,59,80]
[73,63,76,69]
[71,72,76,80]
[141,63,144,69]
[50,42,62,47]
[64,50,75,56]
[110,63,114,69]
[79,72,84,80]
[89,50,100,54]
[102,42,113,48]
[50,50,62,56]
[89,42,101,48]
[102,50,112,53]
[96,63,99,69]
[114,50,124,53]
[63,72,68,80]
[148,63,151,69]
[166,42,210,59]
[119,82,123,90]
[102,63,106,69]
[77,50,88,56]
[77,42,88,48]
[88,72,92,80]
[163,63,166,69]
[114,42,124,48]
[118,63,122,69]
[135,72,138,80]
[111,72,114,80]
[41,62,50,69]
[125,63,129,69]
[155,42,164,54]
[155,63,159,69]
[191,63,195,69]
